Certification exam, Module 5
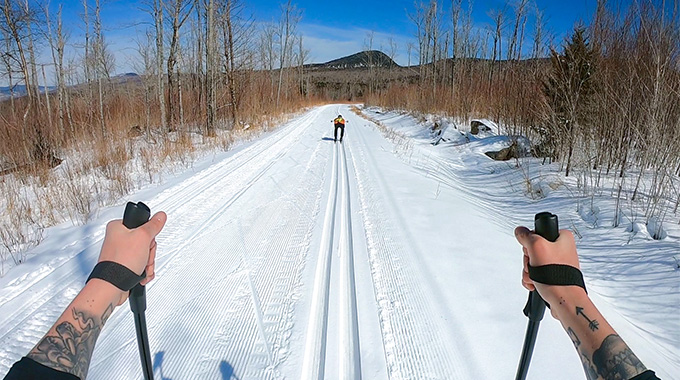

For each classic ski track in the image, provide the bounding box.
[88,108,330,379]
[348,120,472,379]
[0,108,324,375]
[301,138,339,380]
[302,131,364,380]
[338,142,362,380]
[152,108,323,264]
[151,111,311,215]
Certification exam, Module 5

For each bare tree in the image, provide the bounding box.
[1,24,16,120]
[532,4,545,59]
[23,0,41,111]
[205,0,216,134]
[387,36,398,64]
[409,0,443,101]
[135,30,155,134]
[2,0,36,162]
[296,33,308,98]
[166,0,193,130]
[218,0,239,126]
[508,0,529,60]
[259,22,278,99]
[154,0,166,130]
[406,41,414,66]
[450,0,462,90]
[487,7,506,93]
[363,31,375,93]
[275,0,301,107]
[44,3,72,136]
[192,0,204,113]
[92,0,110,136]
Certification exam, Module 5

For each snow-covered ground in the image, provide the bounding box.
[0,104,677,379]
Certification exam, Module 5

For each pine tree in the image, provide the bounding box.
[543,26,597,176]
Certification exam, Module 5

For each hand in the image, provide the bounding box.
[97,211,167,304]
[515,227,653,380]
[514,227,586,316]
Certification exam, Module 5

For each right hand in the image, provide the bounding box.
[514,227,586,315]
[98,212,167,304]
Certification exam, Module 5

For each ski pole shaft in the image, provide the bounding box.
[514,212,559,380]
[123,202,155,380]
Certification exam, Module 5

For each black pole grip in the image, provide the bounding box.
[122,201,154,380]
[515,212,559,380]
[122,202,150,314]
[523,212,559,322]
[534,212,559,243]
[123,202,151,229]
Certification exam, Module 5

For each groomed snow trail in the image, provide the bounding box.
[300,138,363,380]
[300,133,338,380]
[2,104,581,380]
[337,142,362,380]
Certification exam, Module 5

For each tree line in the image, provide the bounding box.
[365,0,680,232]
[0,0,313,174]
[1,0,679,239]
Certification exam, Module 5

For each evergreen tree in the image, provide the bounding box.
[543,26,598,176]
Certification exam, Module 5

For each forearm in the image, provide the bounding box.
[26,280,122,380]
[553,290,647,380]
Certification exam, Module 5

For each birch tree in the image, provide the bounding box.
[275,0,301,107]
[205,0,216,134]
[166,0,193,130]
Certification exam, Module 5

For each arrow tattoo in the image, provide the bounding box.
[576,306,600,331]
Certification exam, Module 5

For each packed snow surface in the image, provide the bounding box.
[1,105,678,379]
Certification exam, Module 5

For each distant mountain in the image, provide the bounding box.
[307,50,399,70]
[0,84,57,100]
[0,73,139,100]
[111,72,141,83]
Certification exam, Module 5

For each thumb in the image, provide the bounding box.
[514,226,535,248]
[141,211,167,239]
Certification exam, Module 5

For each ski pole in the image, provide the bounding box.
[514,212,559,380]
[123,201,155,380]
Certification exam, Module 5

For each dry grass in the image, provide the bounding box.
[0,178,44,274]
[0,77,320,272]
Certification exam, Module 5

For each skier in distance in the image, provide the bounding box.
[332,114,347,142]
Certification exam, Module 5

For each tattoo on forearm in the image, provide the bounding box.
[28,303,114,379]
[592,334,646,380]
[567,327,581,347]
[569,326,598,380]
[576,306,600,331]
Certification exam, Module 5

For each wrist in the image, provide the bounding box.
[544,286,590,322]
[83,279,126,308]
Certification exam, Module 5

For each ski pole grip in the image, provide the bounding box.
[123,202,151,313]
[123,202,151,230]
[523,212,559,322]
[534,212,559,243]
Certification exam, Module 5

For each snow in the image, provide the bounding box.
[1,104,678,380]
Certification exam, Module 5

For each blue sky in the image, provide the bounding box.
[14,0,603,85]
[100,0,595,67]
[288,0,597,64]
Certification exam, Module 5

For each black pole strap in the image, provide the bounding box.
[528,264,587,292]
[87,261,146,292]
